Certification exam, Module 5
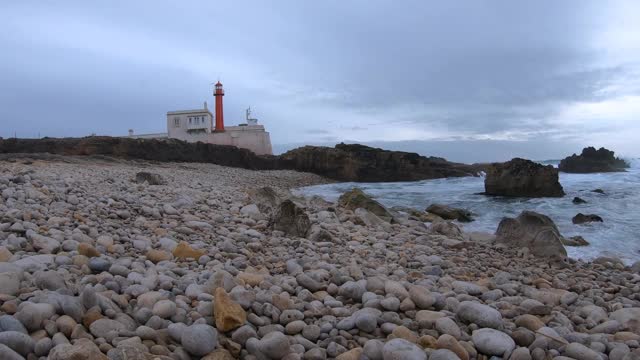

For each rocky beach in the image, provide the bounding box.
[1,153,640,360]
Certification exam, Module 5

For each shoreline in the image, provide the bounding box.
[0,155,639,359]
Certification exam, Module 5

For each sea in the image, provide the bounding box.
[294,159,640,264]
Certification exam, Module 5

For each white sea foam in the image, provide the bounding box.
[295,160,640,264]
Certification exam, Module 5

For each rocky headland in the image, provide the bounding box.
[0,138,481,183]
[0,154,639,360]
[559,147,629,173]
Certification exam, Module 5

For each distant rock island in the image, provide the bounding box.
[559,146,629,173]
[0,137,480,183]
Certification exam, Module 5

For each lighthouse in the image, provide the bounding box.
[214,81,225,132]
[165,80,273,155]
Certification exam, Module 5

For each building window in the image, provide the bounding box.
[173,117,180,127]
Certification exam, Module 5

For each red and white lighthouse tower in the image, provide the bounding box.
[213,81,225,132]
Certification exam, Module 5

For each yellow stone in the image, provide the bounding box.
[418,335,437,349]
[515,314,545,331]
[146,249,172,264]
[202,349,235,360]
[336,348,363,360]
[77,243,100,258]
[172,241,205,261]
[436,334,469,360]
[0,246,12,262]
[237,272,264,287]
[391,326,418,343]
[214,287,246,332]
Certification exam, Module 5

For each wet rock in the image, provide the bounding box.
[484,158,565,197]
[426,204,473,222]
[572,197,587,204]
[561,236,590,247]
[572,213,604,224]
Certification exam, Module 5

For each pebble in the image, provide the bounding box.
[181,324,218,356]
[457,301,503,329]
[471,328,515,357]
[381,338,427,360]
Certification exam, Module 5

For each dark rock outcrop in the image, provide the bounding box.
[0,136,278,169]
[484,158,565,198]
[495,211,567,258]
[278,143,480,182]
[572,213,603,224]
[0,138,480,183]
[592,189,605,194]
[270,200,311,237]
[426,204,473,222]
[559,147,629,173]
[572,197,587,204]
[338,188,393,223]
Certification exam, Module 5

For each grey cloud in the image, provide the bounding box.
[0,0,639,161]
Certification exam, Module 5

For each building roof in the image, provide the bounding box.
[166,109,213,116]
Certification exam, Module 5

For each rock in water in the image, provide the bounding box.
[572,213,604,224]
[426,204,473,222]
[134,172,166,185]
[338,188,393,222]
[270,199,311,237]
[484,158,565,197]
[561,236,590,247]
[214,287,247,332]
[559,146,629,173]
[495,211,567,259]
[572,196,587,204]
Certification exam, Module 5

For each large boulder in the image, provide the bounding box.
[338,188,393,222]
[247,187,282,215]
[484,158,565,198]
[270,200,311,237]
[559,146,629,173]
[495,211,567,259]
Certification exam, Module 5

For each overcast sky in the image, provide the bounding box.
[1,1,639,162]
